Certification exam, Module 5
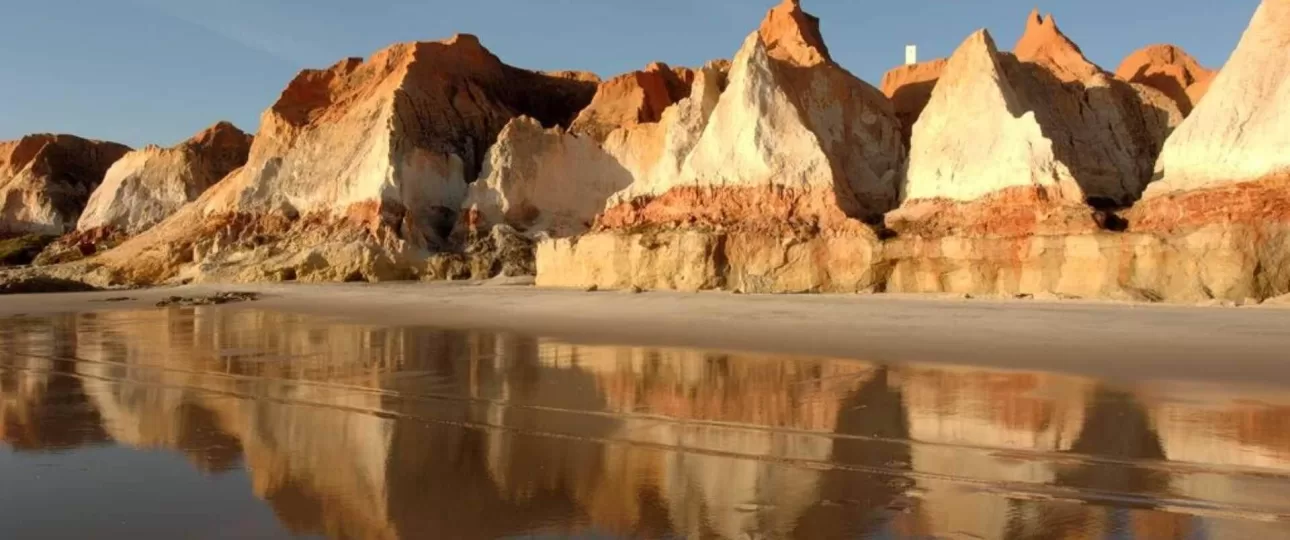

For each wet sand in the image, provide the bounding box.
[4,305,1290,538]
[2,282,1290,385]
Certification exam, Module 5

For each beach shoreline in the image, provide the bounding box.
[3,282,1289,386]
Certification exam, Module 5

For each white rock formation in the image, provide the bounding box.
[0,135,130,235]
[90,35,596,283]
[78,122,252,234]
[596,0,904,227]
[461,117,633,237]
[901,30,1081,204]
[1146,0,1290,197]
[600,63,728,206]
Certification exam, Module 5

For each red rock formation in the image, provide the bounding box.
[570,63,696,141]
[1009,11,1175,206]
[1116,44,1217,114]
[1013,9,1101,82]
[593,0,903,230]
[0,135,130,235]
[880,58,948,143]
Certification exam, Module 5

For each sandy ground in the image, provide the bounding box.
[2,281,1290,385]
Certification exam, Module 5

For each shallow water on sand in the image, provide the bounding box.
[2,307,1289,539]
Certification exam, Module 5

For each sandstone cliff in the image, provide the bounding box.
[538,0,903,293]
[1116,44,1216,115]
[0,135,130,235]
[84,35,596,284]
[1007,11,1179,207]
[570,63,694,142]
[889,29,1100,238]
[894,10,1176,233]
[596,0,904,229]
[77,122,252,235]
[880,58,947,144]
[457,60,717,239]
[460,117,634,237]
[1141,0,1290,199]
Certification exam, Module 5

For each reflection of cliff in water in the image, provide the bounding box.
[3,308,1290,539]
[0,315,108,450]
[2,309,907,538]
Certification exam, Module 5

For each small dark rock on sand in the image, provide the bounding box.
[157,292,261,308]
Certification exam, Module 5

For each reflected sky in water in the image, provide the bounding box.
[2,307,1290,539]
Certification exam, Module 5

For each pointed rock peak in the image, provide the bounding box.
[1,135,55,173]
[645,62,672,73]
[188,121,252,149]
[757,0,831,66]
[954,29,1003,65]
[932,29,1022,116]
[441,33,484,49]
[1116,44,1211,81]
[1014,8,1100,81]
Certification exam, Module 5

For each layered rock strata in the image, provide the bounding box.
[81,35,596,284]
[0,135,130,236]
[1121,0,1290,301]
[878,2,1290,303]
[538,2,1289,303]
[537,0,904,293]
[892,11,1180,237]
[33,123,253,265]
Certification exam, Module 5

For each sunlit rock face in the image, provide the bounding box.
[458,62,709,239]
[0,135,130,235]
[1116,44,1217,115]
[537,0,901,294]
[1121,0,1290,301]
[1140,0,1290,199]
[77,122,252,235]
[87,35,595,285]
[460,117,634,238]
[891,11,1178,239]
[570,62,694,143]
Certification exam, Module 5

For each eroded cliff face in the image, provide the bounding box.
[570,63,694,142]
[6,1,1289,304]
[596,0,903,229]
[534,2,1290,304]
[78,35,596,285]
[460,117,634,238]
[1116,44,1217,115]
[1116,0,1290,301]
[0,135,130,236]
[537,0,902,293]
[1142,0,1290,199]
[891,11,1178,240]
[880,58,947,144]
[77,122,252,235]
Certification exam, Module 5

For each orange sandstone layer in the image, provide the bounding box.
[1128,176,1290,233]
[886,186,1109,238]
[596,186,867,233]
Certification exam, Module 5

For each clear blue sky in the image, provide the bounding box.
[0,0,1259,148]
